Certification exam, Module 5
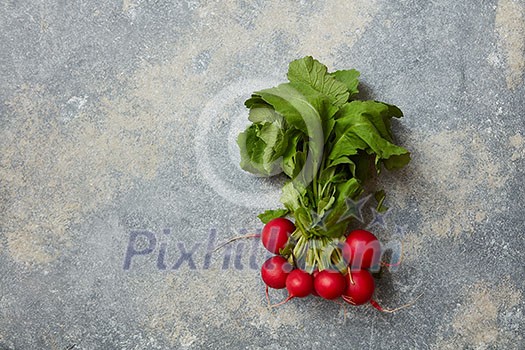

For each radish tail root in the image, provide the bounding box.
[271,296,293,308]
[370,293,423,313]
[341,295,356,305]
[213,234,261,252]
[265,285,271,309]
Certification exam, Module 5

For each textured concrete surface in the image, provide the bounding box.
[1,0,524,349]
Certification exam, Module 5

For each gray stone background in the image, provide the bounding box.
[1,0,524,349]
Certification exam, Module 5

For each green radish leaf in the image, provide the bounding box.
[328,132,368,160]
[248,104,283,124]
[281,129,305,178]
[336,177,362,203]
[255,82,337,136]
[244,94,267,108]
[281,181,303,212]
[237,120,288,176]
[335,101,389,140]
[331,102,410,164]
[374,189,388,213]
[237,124,268,175]
[382,152,411,170]
[287,56,349,106]
[324,178,363,230]
[255,82,329,186]
[317,195,336,218]
[331,69,360,98]
[327,156,356,176]
[257,208,289,224]
[335,100,404,142]
[318,166,336,185]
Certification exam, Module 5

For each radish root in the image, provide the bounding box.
[271,296,293,308]
[213,233,260,252]
[341,295,356,305]
[370,293,423,313]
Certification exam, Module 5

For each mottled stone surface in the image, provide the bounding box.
[1,1,524,349]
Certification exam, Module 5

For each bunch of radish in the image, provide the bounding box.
[234,57,416,312]
[260,217,387,310]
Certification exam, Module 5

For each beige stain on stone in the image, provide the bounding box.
[434,279,522,349]
[297,1,379,65]
[121,0,135,13]
[1,84,162,265]
[411,131,501,237]
[379,129,508,260]
[509,132,524,161]
[255,0,379,66]
[121,0,142,20]
[495,0,525,89]
[131,0,380,94]
[140,271,305,346]
[400,230,424,262]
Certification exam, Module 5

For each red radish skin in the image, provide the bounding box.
[342,269,375,305]
[314,270,347,300]
[286,269,313,298]
[261,218,295,254]
[261,256,292,289]
[342,229,381,270]
[272,269,313,307]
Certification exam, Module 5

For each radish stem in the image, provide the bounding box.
[347,266,355,285]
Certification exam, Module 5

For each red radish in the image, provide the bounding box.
[342,269,375,305]
[272,269,313,307]
[261,256,292,289]
[261,218,295,254]
[314,270,347,300]
[286,269,313,297]
[342,229,381,270]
